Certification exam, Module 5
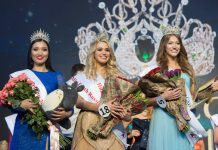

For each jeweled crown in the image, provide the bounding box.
[160,25,181,36]
[30,29,50,43]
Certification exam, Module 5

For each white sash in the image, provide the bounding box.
[65,73,104,137]
[64,72,102,138]
[5,69,48,135]
[66,72,104,103]
[184,85,208,146]
[66,72,128,148]
[10,69,47,101]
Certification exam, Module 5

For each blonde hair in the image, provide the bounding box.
[84,33,119,80]
[156,34,196,97]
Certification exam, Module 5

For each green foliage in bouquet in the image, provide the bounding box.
[0,73,47,139]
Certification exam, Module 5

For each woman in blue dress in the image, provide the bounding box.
[8,29,72,150]
[141,26,200,150]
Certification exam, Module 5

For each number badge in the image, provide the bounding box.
[156,96,167,108]
[98,103,110,118]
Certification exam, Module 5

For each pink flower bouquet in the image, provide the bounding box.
[0,73,47,138]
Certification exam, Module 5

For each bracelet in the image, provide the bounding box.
[156,96,167,108]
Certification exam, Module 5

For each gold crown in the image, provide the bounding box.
[30,29,50,43]
[160,25,181,36]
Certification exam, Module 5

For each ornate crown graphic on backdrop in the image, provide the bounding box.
[75,0,216,77]
[30,29,50,43]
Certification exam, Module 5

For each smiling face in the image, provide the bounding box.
[94,41,111,66]
[165,35,181,59]
[31,41,49,67]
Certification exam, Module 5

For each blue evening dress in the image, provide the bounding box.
[10,70,63,150]
[148,73,193,150]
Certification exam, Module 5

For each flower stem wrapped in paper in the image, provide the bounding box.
[138,67,190,132]
[0,73,47,139]
[87,76,148,140]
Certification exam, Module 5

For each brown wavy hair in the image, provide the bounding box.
[156,34,196,97]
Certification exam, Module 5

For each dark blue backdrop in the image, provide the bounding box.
[0,0,218,142]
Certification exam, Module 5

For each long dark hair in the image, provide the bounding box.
[27,39,55,71]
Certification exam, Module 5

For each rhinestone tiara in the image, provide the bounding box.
[30,29,50,43]
[160,25,181,36]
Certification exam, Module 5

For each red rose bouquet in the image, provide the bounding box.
[0,73,47,138]
[87,76,148,140]
[139,68,190,132]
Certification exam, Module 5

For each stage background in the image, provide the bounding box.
[0,0,218,147]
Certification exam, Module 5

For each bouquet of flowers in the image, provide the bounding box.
[138,67,190,132]
[0,73,47,138]
[87,76,148,140]
[165,69,181,81]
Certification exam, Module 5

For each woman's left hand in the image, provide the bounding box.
[51,107,72,122]
[211,80,218,92]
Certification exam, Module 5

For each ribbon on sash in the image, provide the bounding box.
[47,121,59,150]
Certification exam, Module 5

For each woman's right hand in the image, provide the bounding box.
[20,99,38,113]
[161,88,181,101]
